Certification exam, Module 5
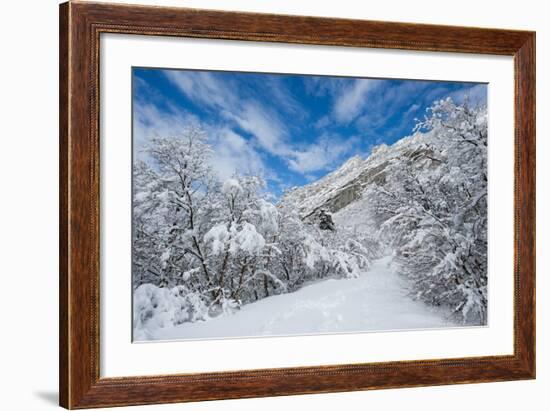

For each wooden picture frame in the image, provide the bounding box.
[59,1,535,408]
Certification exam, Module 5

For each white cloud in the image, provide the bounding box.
[356,110,392,131]
[287,134,359,174]
[314,115,331,129]
[133,102,199,154]
[225,103,290,156]
[287,145,332,174]
[265,77,307,119]
[333,79,376,123]
[134,97,271,182]
[164,70,238,110]
[166,70,293,158]
[209,128,268,180]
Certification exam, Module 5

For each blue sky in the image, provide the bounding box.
[133,67,486,197]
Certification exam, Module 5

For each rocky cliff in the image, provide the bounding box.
[280,129,439,224]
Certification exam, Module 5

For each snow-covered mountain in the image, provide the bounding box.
[280,129,439,222]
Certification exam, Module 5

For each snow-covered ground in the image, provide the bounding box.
[145,256,455,342]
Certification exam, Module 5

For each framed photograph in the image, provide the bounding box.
[59,1,535,408]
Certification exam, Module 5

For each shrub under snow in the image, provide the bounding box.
[133,283,209,340]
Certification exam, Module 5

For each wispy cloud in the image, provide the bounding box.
[303,76,346,98]
[209,128,268,180]
[165,70,293,158]
[333,79,376,124]
[403,103,421,118]
[314,115,331,129]
[354,81,446,139]
[224,103,290,156]
[287,134,360,174]
[134,101,270,182]
[133,102,200,152]
[264,76,308,119]
[164,70,238,110]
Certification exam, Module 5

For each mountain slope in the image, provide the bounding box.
[280,129,439,222]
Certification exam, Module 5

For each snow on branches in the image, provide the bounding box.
[365,99,488,324]
[133,127,378,336]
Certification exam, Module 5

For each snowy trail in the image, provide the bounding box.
[152,256,454,341]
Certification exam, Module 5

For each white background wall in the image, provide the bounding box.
[0,0,547,410]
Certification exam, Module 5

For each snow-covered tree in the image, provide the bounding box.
[365,98,487,324]
[132,127,218,294]
[133,126,380,333]
[203,175,284,310]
